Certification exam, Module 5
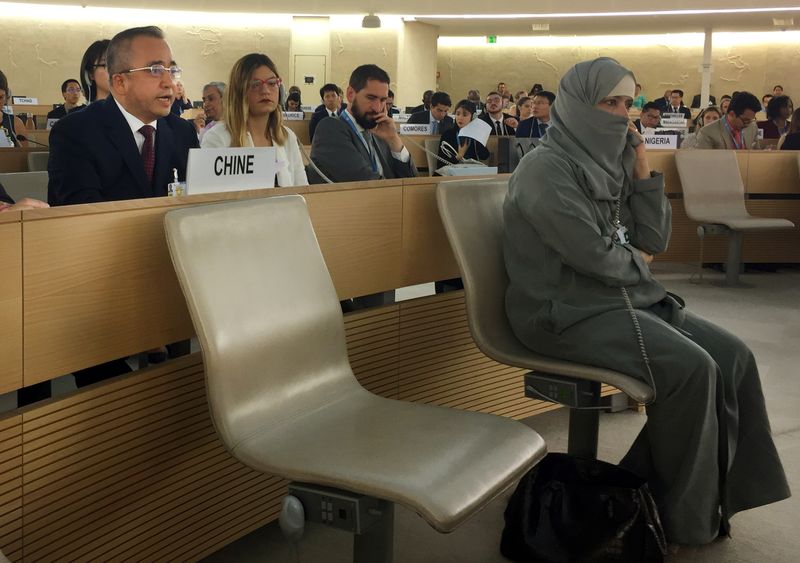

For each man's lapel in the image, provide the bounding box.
[103,98,150,196]
[153,118,175,196]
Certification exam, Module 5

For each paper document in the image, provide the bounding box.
[458,119,491,147]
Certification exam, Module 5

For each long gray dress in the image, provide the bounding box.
[503,57,790,545]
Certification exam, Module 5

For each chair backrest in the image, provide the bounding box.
[0,171,48,202]
[27,151,49,172]
[675,150,749,223]
[164,196,362,451]
[424,139,440,176]
[436,178,538,367]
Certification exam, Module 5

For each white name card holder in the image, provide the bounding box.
[186,147,277,195]
[283,111,305,121]
[11,97,37,105]
[400,123,433,135]
[46,118,59,130]
[659,117,688,128]
[394,113,410,123]
[300,105,314,113]
[643,134,678,150]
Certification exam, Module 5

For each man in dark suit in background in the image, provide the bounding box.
[690,93,716,108]
[47,25,198,386]
[515,90,555,138]
[665,89,692,119]
[48,25,198,206]
[407,91,454,134]
[479,91,517,135]
[652,89,672,113]
[308,82,346,142]
[408,89,433,114]
[633,102,662,133]
[309,64,417,183]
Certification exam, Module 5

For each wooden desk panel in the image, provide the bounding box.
[304,185,403,298]
[23,207,195,384]
[400,181,460,287]
[0,220,23,394]
[0,147,40,173]
[745,151,800,193]
[283,119,310,145]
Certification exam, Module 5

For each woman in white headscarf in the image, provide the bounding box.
[503,57,789,545]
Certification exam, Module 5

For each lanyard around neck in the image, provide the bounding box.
[723,117,745,150]
[340,110,378,172]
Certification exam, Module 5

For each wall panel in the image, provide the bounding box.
[0,217,23,394]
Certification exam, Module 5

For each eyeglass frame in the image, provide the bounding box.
[118,65,182,80]
[248,77,282,91]
[65,87,83,94]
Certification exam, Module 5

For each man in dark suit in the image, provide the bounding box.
[633,102,662,133]
[408,90,433,115]
[690,93,716,108]
[652,89,672,113]
[309,64,417,183]
[479,91,518,135]
[48,25,198,206]
[308,83,347,142]
[47,25,198,386]
[515,90,555,138]
[664,89,692,119]
[407,91,454,134]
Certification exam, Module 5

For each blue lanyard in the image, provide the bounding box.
[723,117,745,150]
[339,110,379,172]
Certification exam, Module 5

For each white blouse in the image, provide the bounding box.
[200,122,309,187]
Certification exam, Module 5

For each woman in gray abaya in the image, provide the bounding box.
[503,57,790,545]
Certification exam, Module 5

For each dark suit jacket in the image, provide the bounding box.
[308,103,347,142]
[308,115,417,183]
[409,104,426,115]
[407,110,455,133]
[48,96,199,205]
[652,98,670,113]
[437,126,489,165]
[690,94,716,108]
[479,111,516,136]
[780,132,800,150]
[515,117,549,138]
[664,105,692,119]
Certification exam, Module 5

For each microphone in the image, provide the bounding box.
[15,135,49,148]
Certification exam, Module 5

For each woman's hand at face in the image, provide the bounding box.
[628,121,651,180]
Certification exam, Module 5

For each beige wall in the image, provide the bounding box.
[0,15,405,107]
[437,34,800,105]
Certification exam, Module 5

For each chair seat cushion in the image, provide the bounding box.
[228,389,547,533]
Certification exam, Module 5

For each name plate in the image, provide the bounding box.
[400,123,433,135]
[394,113,410,122]
[660,117,687,127]
[661,112,684,119]
[283,111,305,120]
[644,134,678,149]
[186,147,277,194]
[300,105,314,112]
[12,96,37,105]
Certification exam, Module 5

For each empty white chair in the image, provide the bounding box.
[675,150,795,286]
[164,195,546,563]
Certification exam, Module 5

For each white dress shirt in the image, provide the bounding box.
[114,98,157,154]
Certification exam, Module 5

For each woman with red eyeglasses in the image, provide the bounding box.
[202,53,308,186]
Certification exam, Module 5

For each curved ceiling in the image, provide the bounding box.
[12,1,800,35]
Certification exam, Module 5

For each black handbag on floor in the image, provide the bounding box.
[500,453,667,563]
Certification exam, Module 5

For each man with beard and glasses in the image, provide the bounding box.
[308,64,417,183]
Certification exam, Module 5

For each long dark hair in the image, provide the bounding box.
[80,39,110,102]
